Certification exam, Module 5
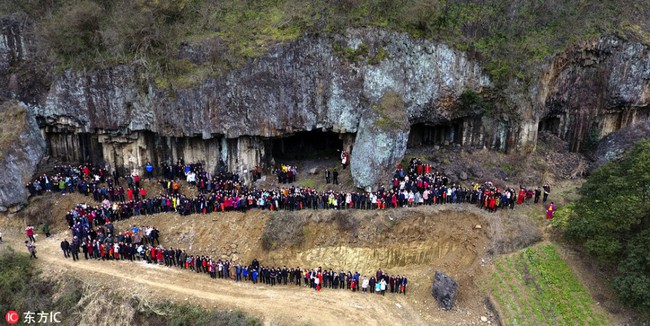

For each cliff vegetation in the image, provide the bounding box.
[2,0,649,86]
[0,102,27,160]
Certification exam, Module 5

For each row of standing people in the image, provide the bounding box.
[60,204,409,297]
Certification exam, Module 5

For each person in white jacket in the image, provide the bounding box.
[362,276,369,293]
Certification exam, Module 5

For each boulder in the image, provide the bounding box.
[469,165,483,178]
[494,168,508,180]
[590,120,650,172]
[308,167,318,175]
[0,102,46,211]
[351,91,409,189]
[432,271,458,310]
[459,171,468,180]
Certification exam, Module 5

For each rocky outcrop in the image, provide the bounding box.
[533,36,650,152]
[36,29,491,138]
[0,16,48,104]
[0,101,45,211]
[590,120,650,171]
[27,28,493,188]
[351,91,410,188]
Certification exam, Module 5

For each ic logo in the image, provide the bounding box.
[5,310,19,325]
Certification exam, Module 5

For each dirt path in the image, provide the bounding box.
[9,232,438,326]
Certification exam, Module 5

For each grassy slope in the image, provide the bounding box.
[2,0,649,88]
[479,243,610,325]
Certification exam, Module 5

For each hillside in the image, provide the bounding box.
[2,0,649,86]
[1,0,650,211]
[1,1,650,324]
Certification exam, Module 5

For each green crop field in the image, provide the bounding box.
[480,244,609,325]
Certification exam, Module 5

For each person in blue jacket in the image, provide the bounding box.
[145,162,154,180]
[252,269,259,284]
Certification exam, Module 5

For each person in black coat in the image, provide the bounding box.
[70,236,80,261]
[60,239,70,258]
[82,241,89,259]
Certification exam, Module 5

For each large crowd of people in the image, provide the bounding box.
[23,153,554,297]
[25,156,554,231]
[38,157,552,227]
[57,212,408,296]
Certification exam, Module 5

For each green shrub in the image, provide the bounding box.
[333,42,369,63]
[368,46,389,65]
[566,139,650,313]
[152,302,259,326]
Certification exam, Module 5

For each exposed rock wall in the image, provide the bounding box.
[591,120,650,171]
[2,13,650,194]
[36,29,491,137]
[351,91,410,189]
[533,37,650,152]
[0,16,48,104]
[28,28,494,188]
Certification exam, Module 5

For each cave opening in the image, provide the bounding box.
[538,116,561,136]
[269,131,344,161]
[408,120,464,147]
[45,131,103,164]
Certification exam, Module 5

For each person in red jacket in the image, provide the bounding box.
[156,248,164,264]
[517,188,526,204]
[340,150,349,170]
[317,272,323,291]
[26,225,36,242]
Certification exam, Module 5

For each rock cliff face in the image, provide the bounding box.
[27,27,494,188]
[533,37,650,152]
[1,14,650,209]
[0,17,47,104]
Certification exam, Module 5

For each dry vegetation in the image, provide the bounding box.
[372,90,409,132]
[0,101,27,160]
[0,234,259,326]
[2,0,649,88]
